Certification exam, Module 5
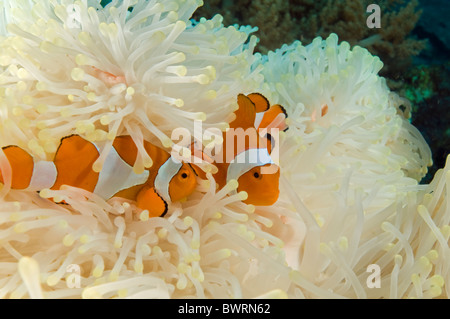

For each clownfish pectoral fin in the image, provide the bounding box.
[229,94,256,130]
[52,134,99,193]
[257,104,289,132]
[0,145,34,189]
[247,93,270,112]
[136,185,168,218]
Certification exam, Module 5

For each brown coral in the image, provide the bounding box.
[193,0,427,78]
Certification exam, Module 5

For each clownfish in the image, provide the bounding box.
[207,93,288,206]
[311,104,329,122]
[0,135,197,218]
[247,93,288,133]
[244,93,288,153]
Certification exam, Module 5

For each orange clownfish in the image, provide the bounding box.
[209,93,288,206]
[247,93,288,133]
[0,135,197,218]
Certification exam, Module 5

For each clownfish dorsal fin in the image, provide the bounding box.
[228,94,256,130]
[113,135,170,170]
[111,135,139,167]
[52,134,99,193]
[247,93,270,112]
[136,185,168,218]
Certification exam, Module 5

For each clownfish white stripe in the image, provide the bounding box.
[1,134,199,218]
[93,146,149,199]
[154,157,183,203]
[227,148,274,184]
[253,112,265,130]
[25,161,57,191]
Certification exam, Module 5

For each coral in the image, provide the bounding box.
[193,0,427,78]
[409,62,450,184]
[195,0,296,53]
[403,65,436,106]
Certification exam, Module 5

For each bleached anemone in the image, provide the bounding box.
[0,1,448,299]
[0,0,262,172]
[261,34,431,182]
[260,35,448,298]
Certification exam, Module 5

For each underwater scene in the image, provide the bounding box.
[0,0,448,299]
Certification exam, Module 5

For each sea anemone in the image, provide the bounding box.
[259,35,448,298]
[0,0,448,299]
[0,0,261,172]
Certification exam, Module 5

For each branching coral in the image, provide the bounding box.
[0,0,448,299]
[193,0,427,78]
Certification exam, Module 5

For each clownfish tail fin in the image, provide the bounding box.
[278,104,288,119]
[136,186,168,218]
[257,104,289,133]
[278,104,289,132]
[0,145,34,189]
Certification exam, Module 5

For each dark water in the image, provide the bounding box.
[411,0,450,183]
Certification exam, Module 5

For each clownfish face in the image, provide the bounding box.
[168,163,197,202]
[237,163,280,206]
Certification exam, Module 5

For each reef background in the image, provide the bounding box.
[193,0,450,183]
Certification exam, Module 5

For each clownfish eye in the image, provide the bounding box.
[177,165,193,183]
[253,172,260,179]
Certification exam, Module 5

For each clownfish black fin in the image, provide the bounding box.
[277,104,288,119]
[277,104,289,132]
